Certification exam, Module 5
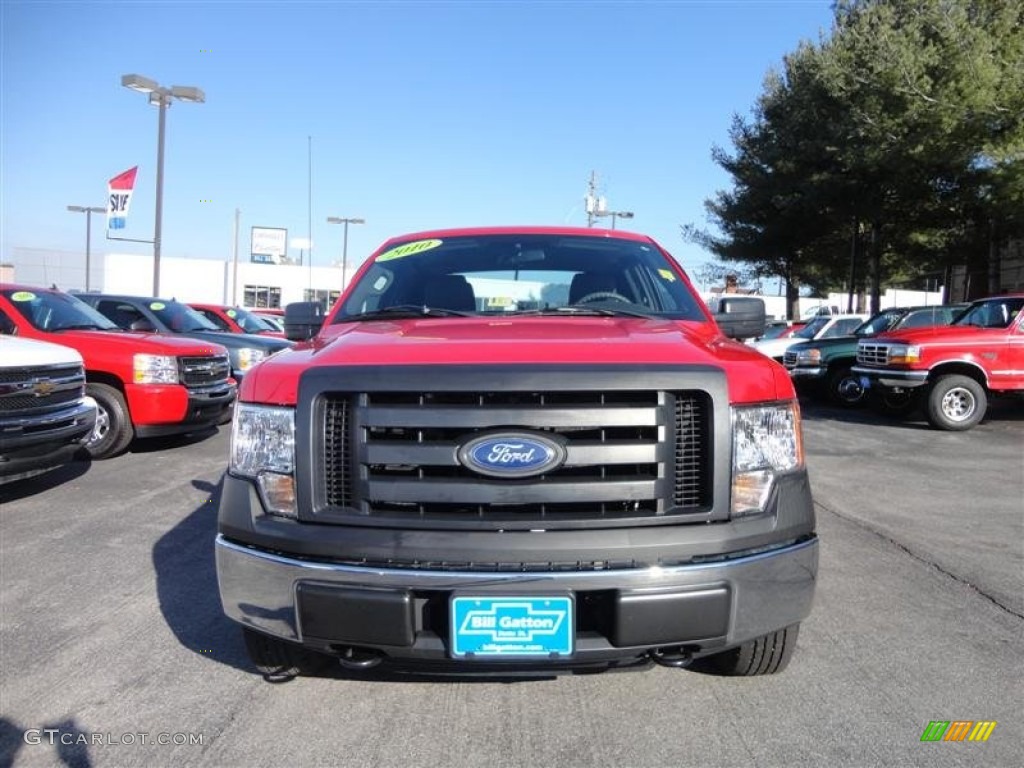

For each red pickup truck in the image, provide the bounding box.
[853,294,1024,430]
[0,285,237,458]
[217,226,818,678]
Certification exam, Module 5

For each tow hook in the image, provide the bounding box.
[335,646,384,670]
[649,646,694,669]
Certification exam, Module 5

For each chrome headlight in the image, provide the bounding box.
[236,347,268,372]
[887,344,921,364]
[230,404,296,518]
[731,402,803,518]
[133,354,178,384]
[795,349,821,364]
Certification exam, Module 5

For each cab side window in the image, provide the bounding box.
[0,309,15,335]
[95,300,144,329]
[196,309,230,330]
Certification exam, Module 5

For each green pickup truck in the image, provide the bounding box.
[783,304,966,406]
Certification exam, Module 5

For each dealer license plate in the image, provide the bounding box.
[450,596,573,658]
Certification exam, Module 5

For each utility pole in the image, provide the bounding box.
[585,171,633,229]
[584,171,607,228]
[232,208,241,305]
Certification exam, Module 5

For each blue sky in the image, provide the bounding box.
[1,0,834,279]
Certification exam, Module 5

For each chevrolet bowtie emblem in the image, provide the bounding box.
[32,379,56,397]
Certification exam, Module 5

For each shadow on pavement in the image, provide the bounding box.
[0,458,92,505]
[129,426,221,455]
[152,474,251,673]
[0,716,94,768]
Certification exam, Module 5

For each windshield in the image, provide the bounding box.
[793,316,830,339]
[2,288,120,332]
[150,301,220,332]
[854,310,903,337]
[226,307,274,333]
[334,233,706,323]
[953,298,1024,329]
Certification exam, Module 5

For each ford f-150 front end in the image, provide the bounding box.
[216,227,818,677]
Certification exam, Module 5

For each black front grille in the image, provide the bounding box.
[179,355,231,387]
[0,365,85,415]
[318,387,713,530]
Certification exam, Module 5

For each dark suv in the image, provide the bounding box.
[784,304,965,406]
[78,294,292,383]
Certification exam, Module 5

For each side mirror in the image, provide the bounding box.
[714,296,766,340]
[284,302,325,342]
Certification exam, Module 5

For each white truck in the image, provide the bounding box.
[0,336,98,485]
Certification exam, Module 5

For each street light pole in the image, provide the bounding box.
[121,74,205,297]
[326,216,365,288]
[153,93,168,297]
[67,205,105,291]
[599,210,634,230]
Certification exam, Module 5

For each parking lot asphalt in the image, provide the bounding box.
[1,400,1021,768]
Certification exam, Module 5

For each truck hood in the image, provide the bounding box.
[244,316,792,405]
[788,335,858,354]
[1,335,84,366]
[46,329,228,356]
[873,324,998,344]
[156,329,292,353]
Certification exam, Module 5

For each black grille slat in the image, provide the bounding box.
[674,395,710,508]
[323,398,353,507]
[0,389,82,414]
[319,387,712,529]
[0,365,81,384]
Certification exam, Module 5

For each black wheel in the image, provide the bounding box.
[84,382,134,459]
[217,402,234,426]
[827,366,866,407]
[925,374,986,431]
[243,628,322,679]
[704,624,800,676]
[869,387,919,418]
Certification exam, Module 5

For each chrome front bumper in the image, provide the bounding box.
[216,535,818,661]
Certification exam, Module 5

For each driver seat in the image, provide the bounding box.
[569,272,620,304]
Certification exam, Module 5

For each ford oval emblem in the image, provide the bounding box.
[458,432,567,479]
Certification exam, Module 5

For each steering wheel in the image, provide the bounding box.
[575,291,631,305]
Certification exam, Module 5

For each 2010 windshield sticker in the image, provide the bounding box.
[150,302,166,311]
[11,291,36,301]
[226,309,237,318]
[658,269,677,282]
[377,239,443,262]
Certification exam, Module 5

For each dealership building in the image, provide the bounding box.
[2,246,352,309]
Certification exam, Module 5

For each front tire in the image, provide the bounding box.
[827,366,866,407]
[925,374,986,431]
[84,383,134,458]
[704,624,800,676]
[243,628,322,679]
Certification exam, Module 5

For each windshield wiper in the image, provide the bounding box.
[343,305,474,321]
[513,306,659,319]
[53,323,105,331]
